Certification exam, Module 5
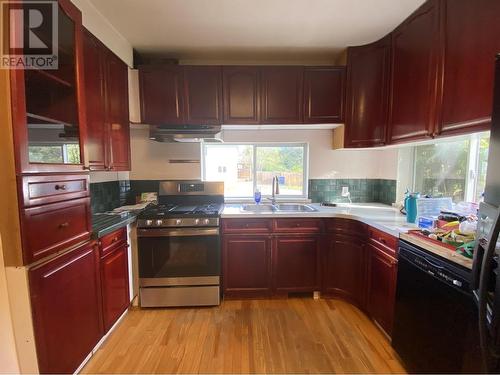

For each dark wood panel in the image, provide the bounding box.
[222,218,272,234]
[367,226,398,256]
[222,66,260,124]
[19,174,89,207]
[345,36,391,147]
[389,0,441,143]
[304,67,345,123]
[183,66,223,125]
[100,227,127,256]
[29,241,103,374]
[273,218,323,233]
[325,218,367,237]
[100,244,129,331]
[222,235,272,297]
[139,65,185,125]
[436,0,500,136]
[20,197,91,263]
[261,66,304,124]
[273,235,320,292]
[366,242,398,337]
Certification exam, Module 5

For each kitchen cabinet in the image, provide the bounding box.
[184,66,223,125]
[366,242,398,337]
[83,30,130,171]
[222,235,272,298]
[345,36,391,147]
[222,66,260,124]
[388,0,441,143]
[261,66,304,124]
[304,67,345,123]
[139,65,185,125]
[436,0,500,136]
[10,0,87,173]
[29,241,103,374]
[273,235,321,293]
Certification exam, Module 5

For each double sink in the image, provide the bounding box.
[241,203,318,213]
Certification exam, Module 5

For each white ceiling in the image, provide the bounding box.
[88,0,426,63]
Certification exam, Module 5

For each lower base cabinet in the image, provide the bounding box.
[29,242,103,374]
[100,243,130,331]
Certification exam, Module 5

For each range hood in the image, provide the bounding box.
[148,124,223,143]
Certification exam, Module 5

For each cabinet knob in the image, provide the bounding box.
[59,222,69,228]
[55,184,67,190]
[112,237,118,243]
[296,223,301,227]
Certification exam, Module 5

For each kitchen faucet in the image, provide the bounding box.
[267,176,280,205]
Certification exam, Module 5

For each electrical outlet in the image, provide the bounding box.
[341,186,349,197]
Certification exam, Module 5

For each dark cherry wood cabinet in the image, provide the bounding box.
[436,0,500,136]
[83,30,130,171]
[260,66,304,124]
[184,66,223,125]
[388,0,441,143]
[273,235,320,293]
[323,234,367,308]
[100,242,129,331]
[29,241,103,374]
[222,66,261,124]
[222,235,272,298]
[345,36,391,147]
[304,67,345,123]
[366,242,398,337]
[139,65,185,125]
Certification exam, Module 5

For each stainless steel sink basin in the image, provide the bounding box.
[275,204,318,212]
[241,204,275,212]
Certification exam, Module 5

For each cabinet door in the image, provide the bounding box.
[139,65,185,125]
[345,36,391,147]
[323,234,366,308]
[222,235,272,297]
[261,66,304,124]
[83,29,107,170]
[304,67,345,123]
[436,0,500,136]
[222,66,260,124]
[367,243,398,337]
[29,242,103,374]
[105,51,130,171]
[101,244,129,331]
[273,235,320,293]
[184,66,223,125]
[389,0,441,143]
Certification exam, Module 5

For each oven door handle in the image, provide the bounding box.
[137,228,220,237]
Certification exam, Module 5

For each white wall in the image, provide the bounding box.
[129,128,399,181]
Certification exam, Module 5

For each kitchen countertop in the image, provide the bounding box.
[222,202,473,269]
[92,211,139,239]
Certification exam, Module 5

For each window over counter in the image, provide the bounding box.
[409,132,489,203]
[202,143,308,198]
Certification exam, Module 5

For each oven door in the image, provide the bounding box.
[137,227,220,286]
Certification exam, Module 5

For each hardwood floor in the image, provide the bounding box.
[82,298,406,374]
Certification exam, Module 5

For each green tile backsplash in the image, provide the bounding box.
[308,179,396,205]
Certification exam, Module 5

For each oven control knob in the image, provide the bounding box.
[175,219,182,225]
[146,220,153,226]
[155,219,163,226]
[194,219,200,225]
[203,219,210,225]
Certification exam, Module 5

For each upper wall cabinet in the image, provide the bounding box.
[10,0,87,174]
[139,65,185,125]
[222,66,260,124]
[304,67,345,123]
[388,0,441,144]
[436,0,500,137]
[184,66,223,125]
[260,66,304,124]
[344,36,391,148]
[83,30,130,171]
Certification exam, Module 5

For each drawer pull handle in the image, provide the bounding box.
[379,238,386,244]
[59,222,69,228]
[296,223,301,227]
[55,184,67,191]
[112,237,118,243]
[245,224,250,228]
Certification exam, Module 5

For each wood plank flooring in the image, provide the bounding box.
[82,298,406,374]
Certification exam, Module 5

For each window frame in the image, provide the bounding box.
[201,142,309,199]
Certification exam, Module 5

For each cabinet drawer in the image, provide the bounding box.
[100,227,127,256]
[21,198,92,263]
[222,219,272,233]
[368,226,398,255]
[20,174,89,207]
[273,219,322,233]
[326,218,367,237]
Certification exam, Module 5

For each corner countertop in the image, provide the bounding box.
[222,203,417,237]
[91,211,139,239]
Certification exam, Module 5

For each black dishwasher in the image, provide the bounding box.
[392,240,484,373]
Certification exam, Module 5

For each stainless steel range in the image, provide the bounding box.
[137,180,224,307]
